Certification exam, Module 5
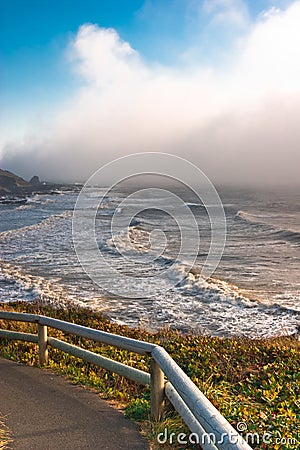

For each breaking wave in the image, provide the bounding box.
[236,210,300,245]
[1,190,299,338]
[0,261,87,309]
[0,210,73,240]
[106,224,300,316]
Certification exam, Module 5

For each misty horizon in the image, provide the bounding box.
[2,165,300,193]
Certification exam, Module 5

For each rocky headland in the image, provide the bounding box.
[0,169,80,201]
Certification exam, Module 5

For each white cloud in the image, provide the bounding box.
[202,0,249,27]
[236,2,300,94]
[69,25,145,88]
[2,1,300,186]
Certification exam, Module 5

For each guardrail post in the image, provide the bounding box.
[150,357,165,421]
[38,323,48,366]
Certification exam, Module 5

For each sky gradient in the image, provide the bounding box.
[1,0,299,185]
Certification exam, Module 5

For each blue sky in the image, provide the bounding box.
[1,0,300,185]
[0,0,289,125]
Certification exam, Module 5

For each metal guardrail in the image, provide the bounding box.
[0,311,252,450]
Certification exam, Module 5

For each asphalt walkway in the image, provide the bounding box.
[0,357,149,449]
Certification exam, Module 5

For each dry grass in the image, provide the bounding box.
[0,417,11,449]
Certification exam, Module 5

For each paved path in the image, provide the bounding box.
[0,357,149,450]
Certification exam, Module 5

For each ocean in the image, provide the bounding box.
[0,186,299,338]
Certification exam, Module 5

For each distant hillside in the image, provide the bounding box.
[0,169,78,197]
[0,169,30,195]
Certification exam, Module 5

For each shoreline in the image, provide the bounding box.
[0,280,299,340]
[0,168,82,198]
[0,183,81,203]
[1,298,299,338]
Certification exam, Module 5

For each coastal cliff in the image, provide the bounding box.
[0,169,31,195]
[0,169,79,197]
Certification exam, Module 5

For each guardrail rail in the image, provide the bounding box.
[0,311,252,450]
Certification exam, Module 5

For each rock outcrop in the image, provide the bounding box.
[29,175,40,185]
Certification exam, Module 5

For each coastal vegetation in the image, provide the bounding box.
[0,301,299,449]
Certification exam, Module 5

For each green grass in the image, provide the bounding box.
[0,301,299,449]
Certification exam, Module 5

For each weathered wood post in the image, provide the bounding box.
[150,357,165,421]
[38,323,48,365]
